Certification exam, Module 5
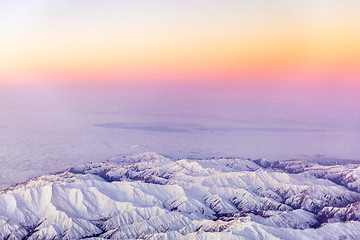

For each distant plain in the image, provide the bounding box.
[0,83,359,189]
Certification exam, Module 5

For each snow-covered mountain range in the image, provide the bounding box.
[1,152,360,239]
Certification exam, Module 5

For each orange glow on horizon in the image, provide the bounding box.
[1,1,360,86]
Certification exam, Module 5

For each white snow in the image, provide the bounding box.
[1,152,360,239]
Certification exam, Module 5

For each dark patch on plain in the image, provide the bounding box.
[94,123,191,133]
[94,122,334,133]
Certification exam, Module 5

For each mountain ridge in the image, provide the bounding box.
[1,152,360,239]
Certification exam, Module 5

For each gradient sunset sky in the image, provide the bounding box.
[1,0,360,87]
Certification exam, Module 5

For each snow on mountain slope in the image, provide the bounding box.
[1,152,360,239]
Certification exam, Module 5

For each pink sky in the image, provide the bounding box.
[0,1,360,89]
